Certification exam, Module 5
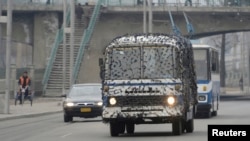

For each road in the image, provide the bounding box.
[0,101,249,141]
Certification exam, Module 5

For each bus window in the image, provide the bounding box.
[193,49,209,80]
[211,50,219,73]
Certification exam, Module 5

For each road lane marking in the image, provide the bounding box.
[61,133,72,138]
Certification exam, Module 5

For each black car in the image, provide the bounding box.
[62,83,103,122]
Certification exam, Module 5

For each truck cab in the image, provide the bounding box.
[99,33,198,136]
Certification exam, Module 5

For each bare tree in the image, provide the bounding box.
[200,33,240,87]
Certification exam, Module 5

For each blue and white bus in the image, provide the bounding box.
[192,44,220,118]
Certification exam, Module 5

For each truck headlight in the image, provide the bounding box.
[166,96,176,106]
[109,97,117,105]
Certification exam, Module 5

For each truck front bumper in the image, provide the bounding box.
[102,105,184,122]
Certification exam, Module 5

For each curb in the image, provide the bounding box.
[0,110,62,121]
[220,95,250,101]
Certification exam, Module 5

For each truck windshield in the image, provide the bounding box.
[107,46,176,80]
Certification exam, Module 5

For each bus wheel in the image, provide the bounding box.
[206,111,212,118]
[212,111,217,116]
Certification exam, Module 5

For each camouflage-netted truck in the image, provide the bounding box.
[99,33,198,136]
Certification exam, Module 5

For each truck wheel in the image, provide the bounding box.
[172,120,182,135]
[110,122,119,136]
[126,123,135,134]
[181,120,186,133]
[64,114,73,122]
[186,118,194,133]
[119,122,125,134]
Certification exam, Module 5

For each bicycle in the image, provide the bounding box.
[14,86,33,106]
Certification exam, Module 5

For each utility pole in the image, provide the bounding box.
[148,0,153,33]
[246,32,250,95]
[240,32,245,94]
[70,0,75,87]
[143,0,147,33]
[5,0,12,114]
[220,34,226,90]
[63,0,67,94]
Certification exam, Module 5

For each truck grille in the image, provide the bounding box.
[113,95,166,107]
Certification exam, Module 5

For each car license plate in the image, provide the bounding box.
[81,108,91,112]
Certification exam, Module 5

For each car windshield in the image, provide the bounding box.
[68,85,101,100]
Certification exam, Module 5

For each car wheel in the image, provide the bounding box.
[64,114,73,122]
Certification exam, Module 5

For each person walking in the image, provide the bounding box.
[239,77,243,91]
[185,0,192,6]
[83,2,92,29]
[75,3,84,21]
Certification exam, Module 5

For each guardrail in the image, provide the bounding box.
[103,0,249,7]
[0,0,63,5]
[1,0,249,7]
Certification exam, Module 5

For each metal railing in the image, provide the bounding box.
[42,9,71,94]
[73,0,102,83]
[1,0,64,5]
[2,0,250,7]
[103,0,249,7]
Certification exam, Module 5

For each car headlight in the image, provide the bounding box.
[166,96,176,106]
[97,101,103,106]
[109,97,117,105]
[66,102,74,107]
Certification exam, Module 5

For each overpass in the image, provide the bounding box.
[2,1,250,37]
[1,0,250,95]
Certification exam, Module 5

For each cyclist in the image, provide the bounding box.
[18,71,31,103]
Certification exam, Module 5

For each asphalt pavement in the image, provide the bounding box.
[0,87,250,121]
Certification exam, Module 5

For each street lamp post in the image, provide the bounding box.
[5,0,12,114]
[143,0,147,33]
[70,0,75,86]
[148,0,153,33]
[63,0,67,94]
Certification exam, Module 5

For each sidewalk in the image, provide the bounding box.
[0,97,63,121]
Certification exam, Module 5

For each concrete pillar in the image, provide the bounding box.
[10,64,16,98]
[28,65,35,91]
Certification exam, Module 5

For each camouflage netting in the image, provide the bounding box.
[103,33,198,104]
